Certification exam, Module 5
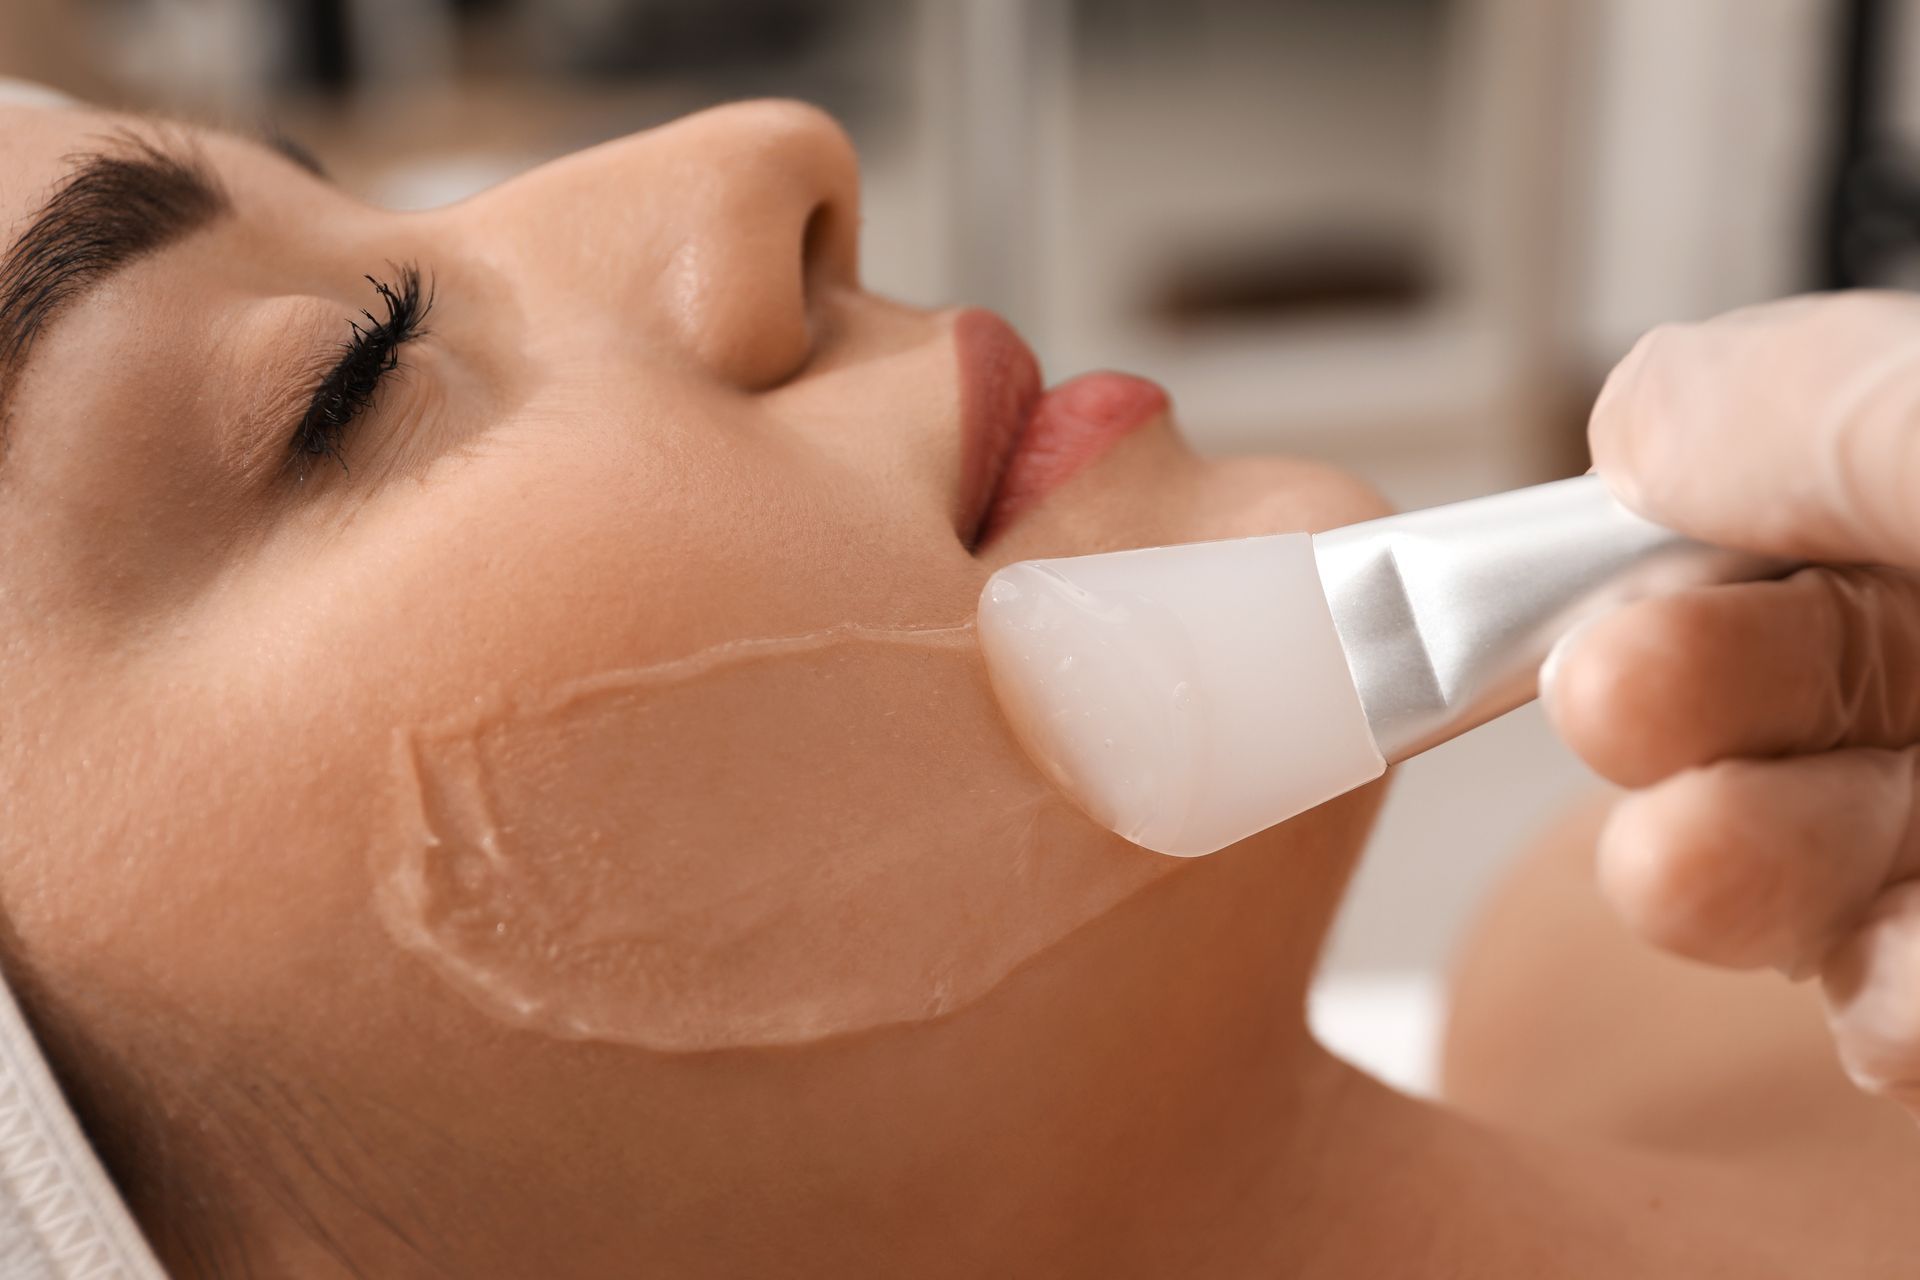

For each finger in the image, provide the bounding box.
[1591,291,1920,566]
[1597,747,1920,976]
[1545,565,1920,788]
[1823,880,1920,1113]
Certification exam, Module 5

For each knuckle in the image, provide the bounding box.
[1812,567,1920,746]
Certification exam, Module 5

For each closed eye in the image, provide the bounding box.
[287,266,432,480]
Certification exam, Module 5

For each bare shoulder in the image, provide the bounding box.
[1443,792,1920,1176]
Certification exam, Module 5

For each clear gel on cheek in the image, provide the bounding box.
[371,622,1177,1051]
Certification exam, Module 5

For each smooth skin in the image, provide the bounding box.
[1,98,1915,1276]
[1547,292,1920,1114]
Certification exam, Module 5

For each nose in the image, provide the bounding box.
[465,100,860,389]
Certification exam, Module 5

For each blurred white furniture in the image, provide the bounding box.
[910,0,1583,496]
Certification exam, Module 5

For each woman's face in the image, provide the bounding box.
[0,96,1382,1107]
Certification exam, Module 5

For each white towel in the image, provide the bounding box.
[0,78,75,110]
[0,976,165,1279]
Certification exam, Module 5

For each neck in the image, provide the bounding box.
[216,786,1810,1278]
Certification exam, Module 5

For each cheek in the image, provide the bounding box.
[373,624,1175,1051]
[255,403,1165,1052]
[438,401,967,655]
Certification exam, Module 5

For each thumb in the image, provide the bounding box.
[1592,292,1920,569]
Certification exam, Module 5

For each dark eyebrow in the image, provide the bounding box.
[260,126,329,180]
[0,130,231,457]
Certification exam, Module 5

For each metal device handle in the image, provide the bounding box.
[1310,475,1794,763]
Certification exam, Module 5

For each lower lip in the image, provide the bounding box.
[979,371,1169,544]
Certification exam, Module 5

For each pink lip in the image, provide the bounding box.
[977,370,1168,544]
[954,309,1168,548]
[955,309,1043,546]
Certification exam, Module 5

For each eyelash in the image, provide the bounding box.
[288,265,433,479]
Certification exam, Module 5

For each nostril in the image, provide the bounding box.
[801,195,853,291]
[802,202,831,282]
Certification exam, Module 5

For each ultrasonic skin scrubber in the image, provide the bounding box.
[977,475,1790,857]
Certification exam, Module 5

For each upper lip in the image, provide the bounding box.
[953,308,1043,549]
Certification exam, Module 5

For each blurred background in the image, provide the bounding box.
[2,0,1910,1089]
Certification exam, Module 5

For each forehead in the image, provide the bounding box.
[0,104,140,227]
